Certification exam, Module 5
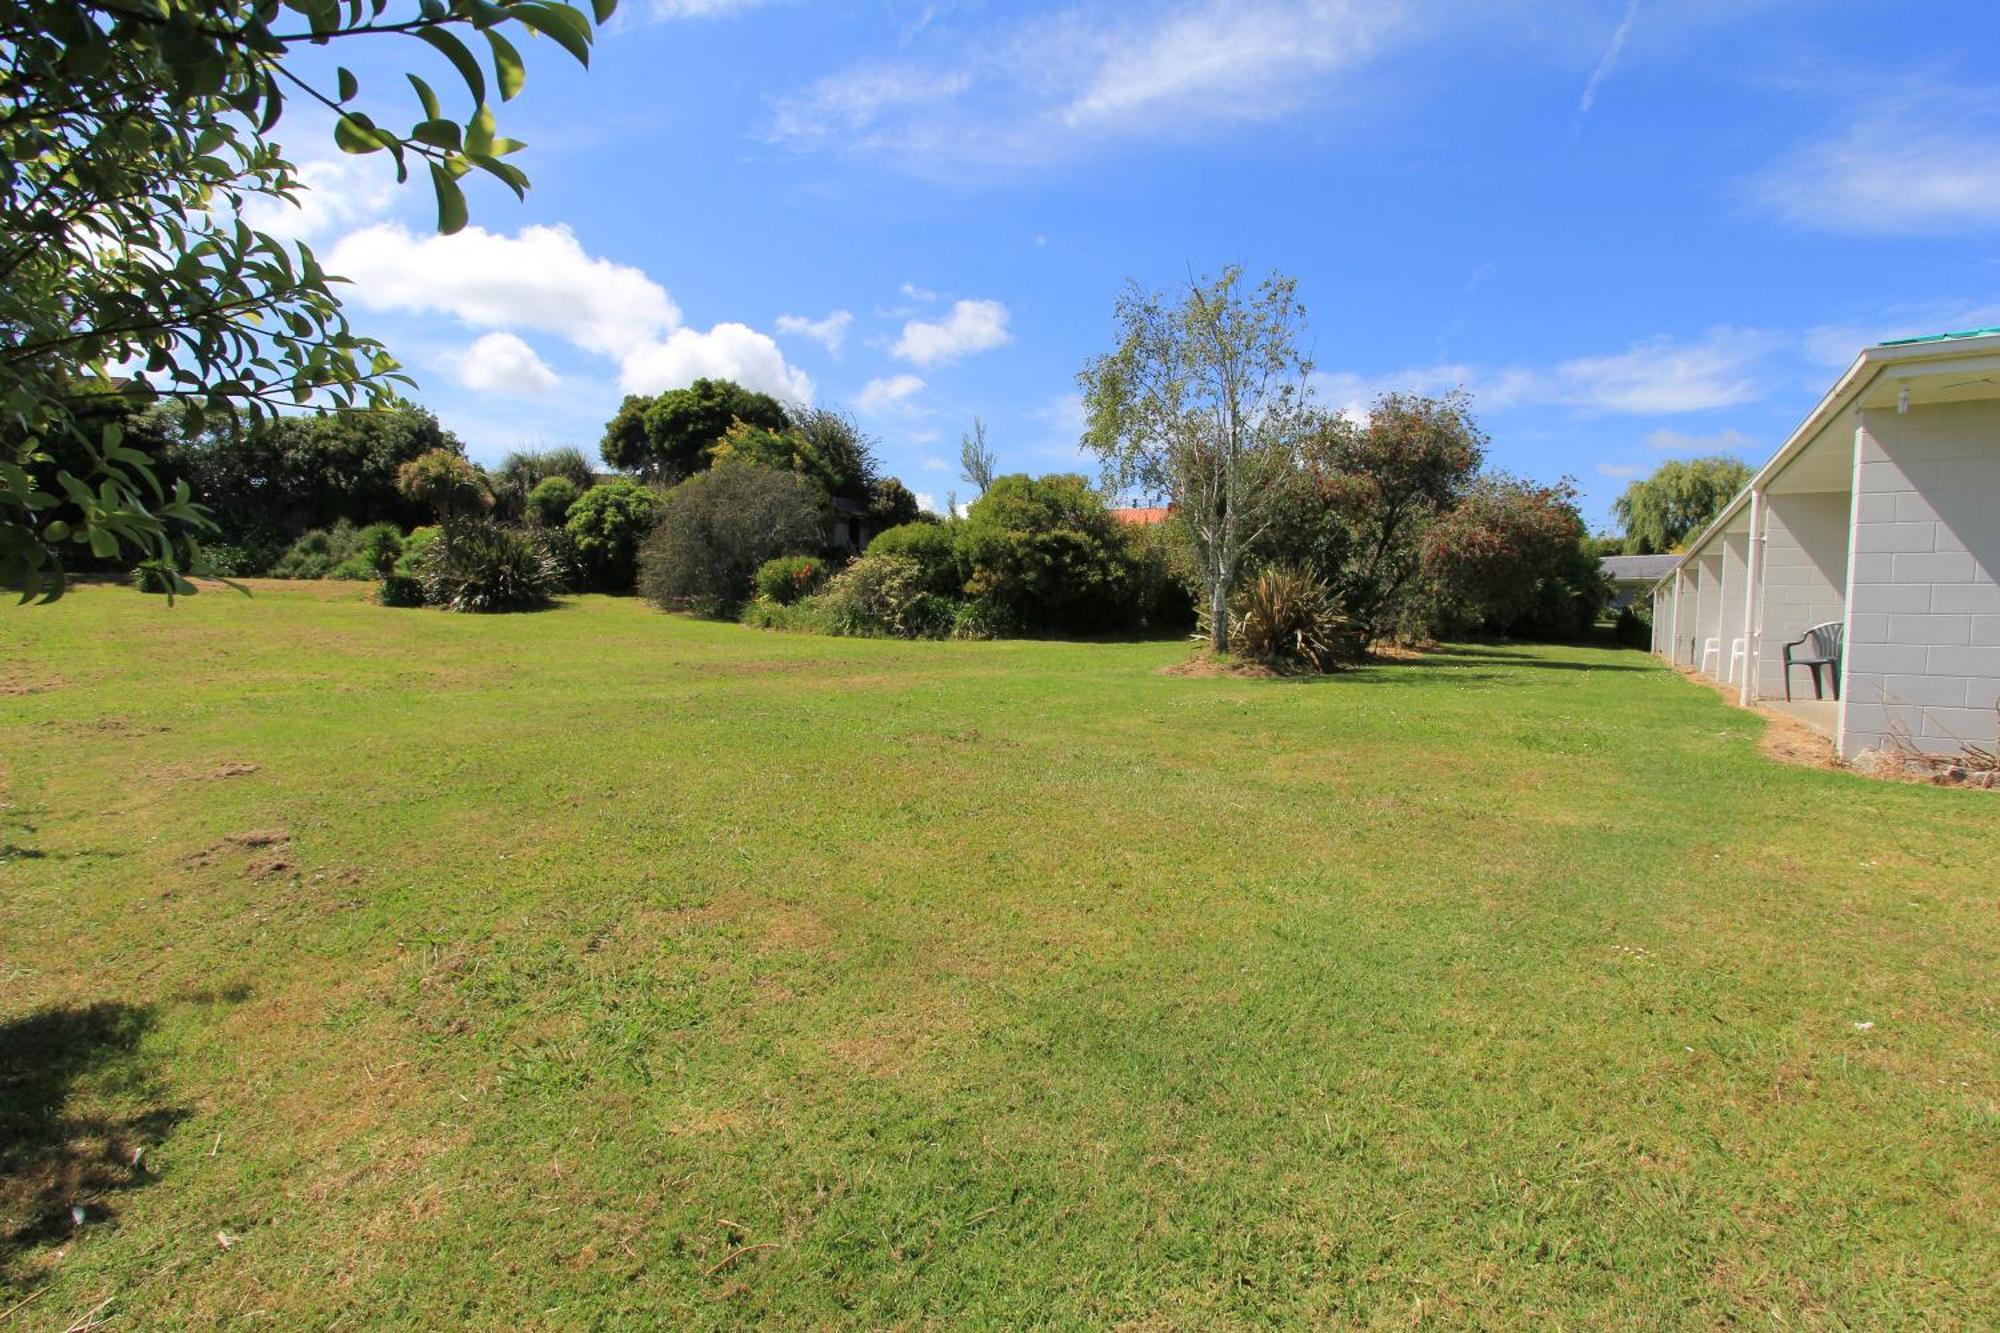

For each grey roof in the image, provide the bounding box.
[1600,554,1681,582]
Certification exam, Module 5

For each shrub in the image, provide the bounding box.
[1614,603,1652,649]
[378,574,426,608]
[866,521,961,596]
[950,596,1018,641]
[1123,518,1198,632]
[1224,565,1361,672]
[396,448,491,526]
[527,475,580,528]
[346,522,404,579]
[755,554,830,605]
[564,478,659,592]
[270,519,364,579]
[959,474,1136,634]
[811,554,953,639]
[396,525,440,575]
[639,461,827,615]
[416,521,561,613]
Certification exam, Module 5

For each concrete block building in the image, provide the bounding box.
[1652,329,2000,760]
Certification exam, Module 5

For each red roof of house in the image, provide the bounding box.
[1110,506,1171,526]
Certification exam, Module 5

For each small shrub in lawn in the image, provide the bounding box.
[639,461,825,615]
[1224,565,1361,672]
[377,574,426,608]
[755,554,830,605]
[271,520,364,579]
[865,522,962,596]
[416,522,561,613]
[345,522,404,579]
[396,526,440,575]
[812,554,953,639]
[565,478,659,592]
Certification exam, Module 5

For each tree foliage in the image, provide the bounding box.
[2,0,614,601]
[563,477,657,592]
[396,448,490,528]
[1079,267,1312,651]
[958,473,1135,635]
[1611,456,1754,554]
[638,461,826,614]
[1421,474,1605,639]
[602,379,790,482]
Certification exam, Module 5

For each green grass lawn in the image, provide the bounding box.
[3,582,1996,1328]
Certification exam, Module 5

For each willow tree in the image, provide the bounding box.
[2,0,615,602]
[1078,267,1312,651]
[1611,455,1754,554]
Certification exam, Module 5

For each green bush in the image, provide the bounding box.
[527,475,580,528]
[809,554,953,639]
[270,519,365,579]
[1614,603,1652,649]
[959,474,1136,635]
[347,522,404,579]
[1123,519,1198,632]
[1224,565,1360,672]
[416,522,561,613]
[949,596,1018,641]
[377,574,426,608]
[565,478,658,592]
[396,525,440,575]
[755,554,830,605]
[639,461,827,616]
[865,521,961,596]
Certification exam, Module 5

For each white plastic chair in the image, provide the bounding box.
[1727,637,1747,684]
[1700,637,1721,677]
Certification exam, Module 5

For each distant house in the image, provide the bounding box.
[1651,327,2000,760]
[1110,506,1171,526]
[1600,554,1680,610]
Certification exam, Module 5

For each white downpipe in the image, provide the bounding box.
[1738,489,1764,707]
[1836,410,1869,758]
[1670,569,1684,663]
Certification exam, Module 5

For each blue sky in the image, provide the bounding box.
[270,0,2000,528]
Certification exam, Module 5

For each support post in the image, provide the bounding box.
[1738,489,1764,707]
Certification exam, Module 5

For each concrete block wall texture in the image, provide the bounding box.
[1844,401,2000,757]
[1719,531,1749,680]
[1692,554,1724,671]
[1757,490,1849,699]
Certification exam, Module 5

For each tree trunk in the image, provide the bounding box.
[1208,575,1229,653]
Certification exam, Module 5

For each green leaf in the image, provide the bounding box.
[485,27,525,101]
[511,3,593,66]
[337,66,358,102]
[592,0,617,23]
[464,102,497,156]
[412,118,463,152]
[416,25,486,107]
[334,113,383,154]
[407,72,442,121]
[430,163,468,234]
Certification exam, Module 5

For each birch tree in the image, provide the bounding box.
[1078,267,1311,652]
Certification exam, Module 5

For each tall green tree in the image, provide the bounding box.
[1079,267,1312,652]
[600,379,790,482]
[1611,456,1754,554]
[2,0,615,602]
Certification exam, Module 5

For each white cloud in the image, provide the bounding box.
[768,0,1419,172]
[449,332,560,397]
[775,309,854,354]
[1596,461,1646,480]
[856,373,927,414]
[238,157,396,243]
[620,324,813,402]
[919,455,950,472]
[892,298,1012,366]
[1064,0,1406,127]
[651,0,768,15]
[1645,427,1754,455]
[900,282,940,302]
[1577,0,1640,115]
[913,491,940,515]
[328,222,679,358]
[327,220,813,405]
[1317,328,1778,417]
[1755,113,2000,235]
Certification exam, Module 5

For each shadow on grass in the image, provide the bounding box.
[1373,643,1655,674]
[0,1002,192,1282]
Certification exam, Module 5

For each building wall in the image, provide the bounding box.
[1756,490,1849,699]
[1692,553,1723,671]
[1718,531,1749,681]
[1843,400,2000,757]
